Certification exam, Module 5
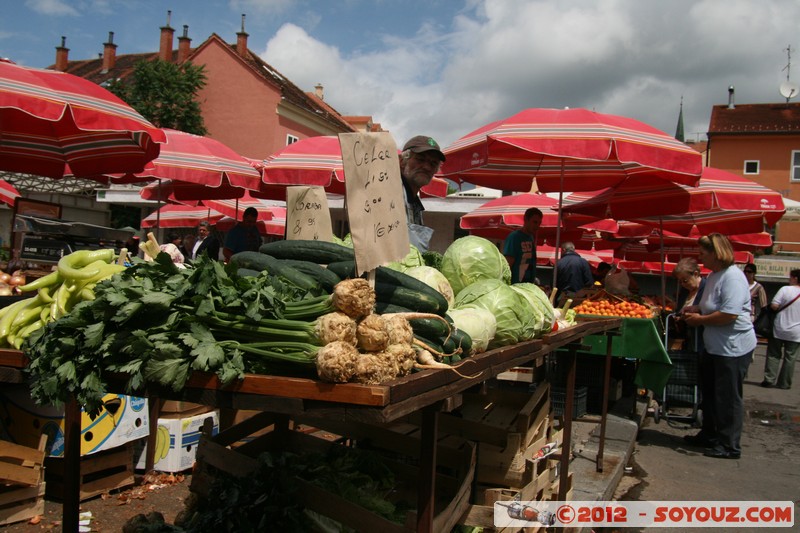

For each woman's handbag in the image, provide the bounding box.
[754,292,800,338]
[754,307,776,338]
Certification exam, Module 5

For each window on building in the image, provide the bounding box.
[287,134,299,145]
[743,160,759,175]
[792,151,800,181]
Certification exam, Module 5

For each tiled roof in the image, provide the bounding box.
[55,33,354,133]
[708,103,800,135]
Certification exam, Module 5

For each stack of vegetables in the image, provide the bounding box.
[0,249,126,349]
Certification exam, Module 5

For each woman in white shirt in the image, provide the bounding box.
[762,269,800,389]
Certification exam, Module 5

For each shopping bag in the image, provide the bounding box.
[753,307,775,338]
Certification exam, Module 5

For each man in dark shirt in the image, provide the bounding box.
[555,241,593,300]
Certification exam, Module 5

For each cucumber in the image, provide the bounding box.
[449,328,473,356]
[236,268,262,278]
[259,240,355,264]
[278,259,341,292]
[323,260,448,315]
[326,261,357,280]
[230,252,320,293]
[374,302,451,338]
[374,281,447,315]
[414,334,444,354]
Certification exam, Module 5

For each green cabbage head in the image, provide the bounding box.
[405,266,454,306]
[385,245,425,272]
[510,283,556,338]
[453,278,535,348]
[441,236,511,295]
[447,308,497,354]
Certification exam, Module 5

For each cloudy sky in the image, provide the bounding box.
[3,0,800,149]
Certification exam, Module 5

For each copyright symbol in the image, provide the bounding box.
[557,505,575,524]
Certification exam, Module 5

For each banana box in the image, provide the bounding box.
[0,384,149,457]
[134,409,219,473]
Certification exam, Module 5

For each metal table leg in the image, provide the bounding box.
[63,396,81,533]
[417,403,438,533]
[558,344,577,501]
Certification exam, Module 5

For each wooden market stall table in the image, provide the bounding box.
[0,317,622,532]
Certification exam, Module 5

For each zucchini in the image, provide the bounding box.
[259,240,355,264]
[326,261,357,280]
[449,328,473,356]
[278,259,341,292]
[374,280,447,315]
[414,334,444,354]
[322,260,448,315]
[230,252,320,293]
[374,302,452,338]
[236,268,262,278]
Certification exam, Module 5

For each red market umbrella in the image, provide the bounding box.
[121,128,261,191]
[561,167,785,235]
[216,208,286,236]
[0,59,165,178]
[0,179,21,206]
[202,191,278,221]
[257,135,449,200]
[536,244,614,268]
[460,192,617,241]
[440,107,702,193]
[139,178,249,205]
[141,204,223,229]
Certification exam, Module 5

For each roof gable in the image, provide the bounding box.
[709,103,800,135]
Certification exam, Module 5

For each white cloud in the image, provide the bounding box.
[25,0,79,16]
[260,0,800,148]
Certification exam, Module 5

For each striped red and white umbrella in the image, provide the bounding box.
[257,135,449,200]
[440,107,703,193]
[535,244,615,267]
[216,208,286,236]
[562,167,785,235]
[141,204,223,229]
[202,191,279,221]
[0,59,165,178]
[125,128,261,201]
[0,179,21,207]
[460,192,618,241]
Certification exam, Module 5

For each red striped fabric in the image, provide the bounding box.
[0,59,165,178]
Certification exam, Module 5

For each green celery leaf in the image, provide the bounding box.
[82,322,105,348]
[140,290,176,308]
[190,342,225,371]
[143,358,190,390]
[55,361,77,382]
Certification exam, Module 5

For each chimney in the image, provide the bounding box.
[314,83,324,100]
[177,25,192,63]
[728,85,735,109]
[236,14,249,57]
[102,31,117,72]
[159,10,175,61]
[55,36,69,71]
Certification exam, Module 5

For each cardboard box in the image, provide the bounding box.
[135,410,219,473]
[0,384,148,457]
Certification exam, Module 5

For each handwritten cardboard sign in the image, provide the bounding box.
[286,186,333,241]
[339,132,409,275]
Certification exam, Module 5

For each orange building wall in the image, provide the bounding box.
[709,135,800,251]
[191,41,325,161]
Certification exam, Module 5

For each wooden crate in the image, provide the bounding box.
[191,414,475,533]
[433,382,551,488]
[0,435,46,526]
[44,441,136,501]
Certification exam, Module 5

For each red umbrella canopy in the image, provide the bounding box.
[141,204,223,229]
[562,167,785,235]
[118,128,261,189]
[0,59,165,178]
[460,192,619,241]
[216,208,286,236]
[0,179,21,207]
[202,191,278,221]
[257,135,449,199]
[440,107,703,192]
[140,178,248,205]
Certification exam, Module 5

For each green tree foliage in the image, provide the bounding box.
[108,58,207,135]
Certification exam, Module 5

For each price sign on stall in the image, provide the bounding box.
[339,132,409,275]
[286,186,333,241]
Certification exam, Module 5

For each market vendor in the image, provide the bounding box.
[399,135,445,252]
[503,207,542,284]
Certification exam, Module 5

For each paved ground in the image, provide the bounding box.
[561,342,798,532]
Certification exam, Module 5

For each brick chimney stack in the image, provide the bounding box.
[177,25,192,63]
[314,83,324,100]
[102,31,117,72]
[236,14,249,57]
[159,10,175,61]
[55,36,69,71]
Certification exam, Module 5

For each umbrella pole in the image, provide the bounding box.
[659,218,666,306]
[156,178,162,231]
[552,159,565,292]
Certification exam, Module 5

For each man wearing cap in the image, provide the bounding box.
[399,135,446,251]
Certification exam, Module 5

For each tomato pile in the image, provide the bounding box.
[574,298,654,319]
